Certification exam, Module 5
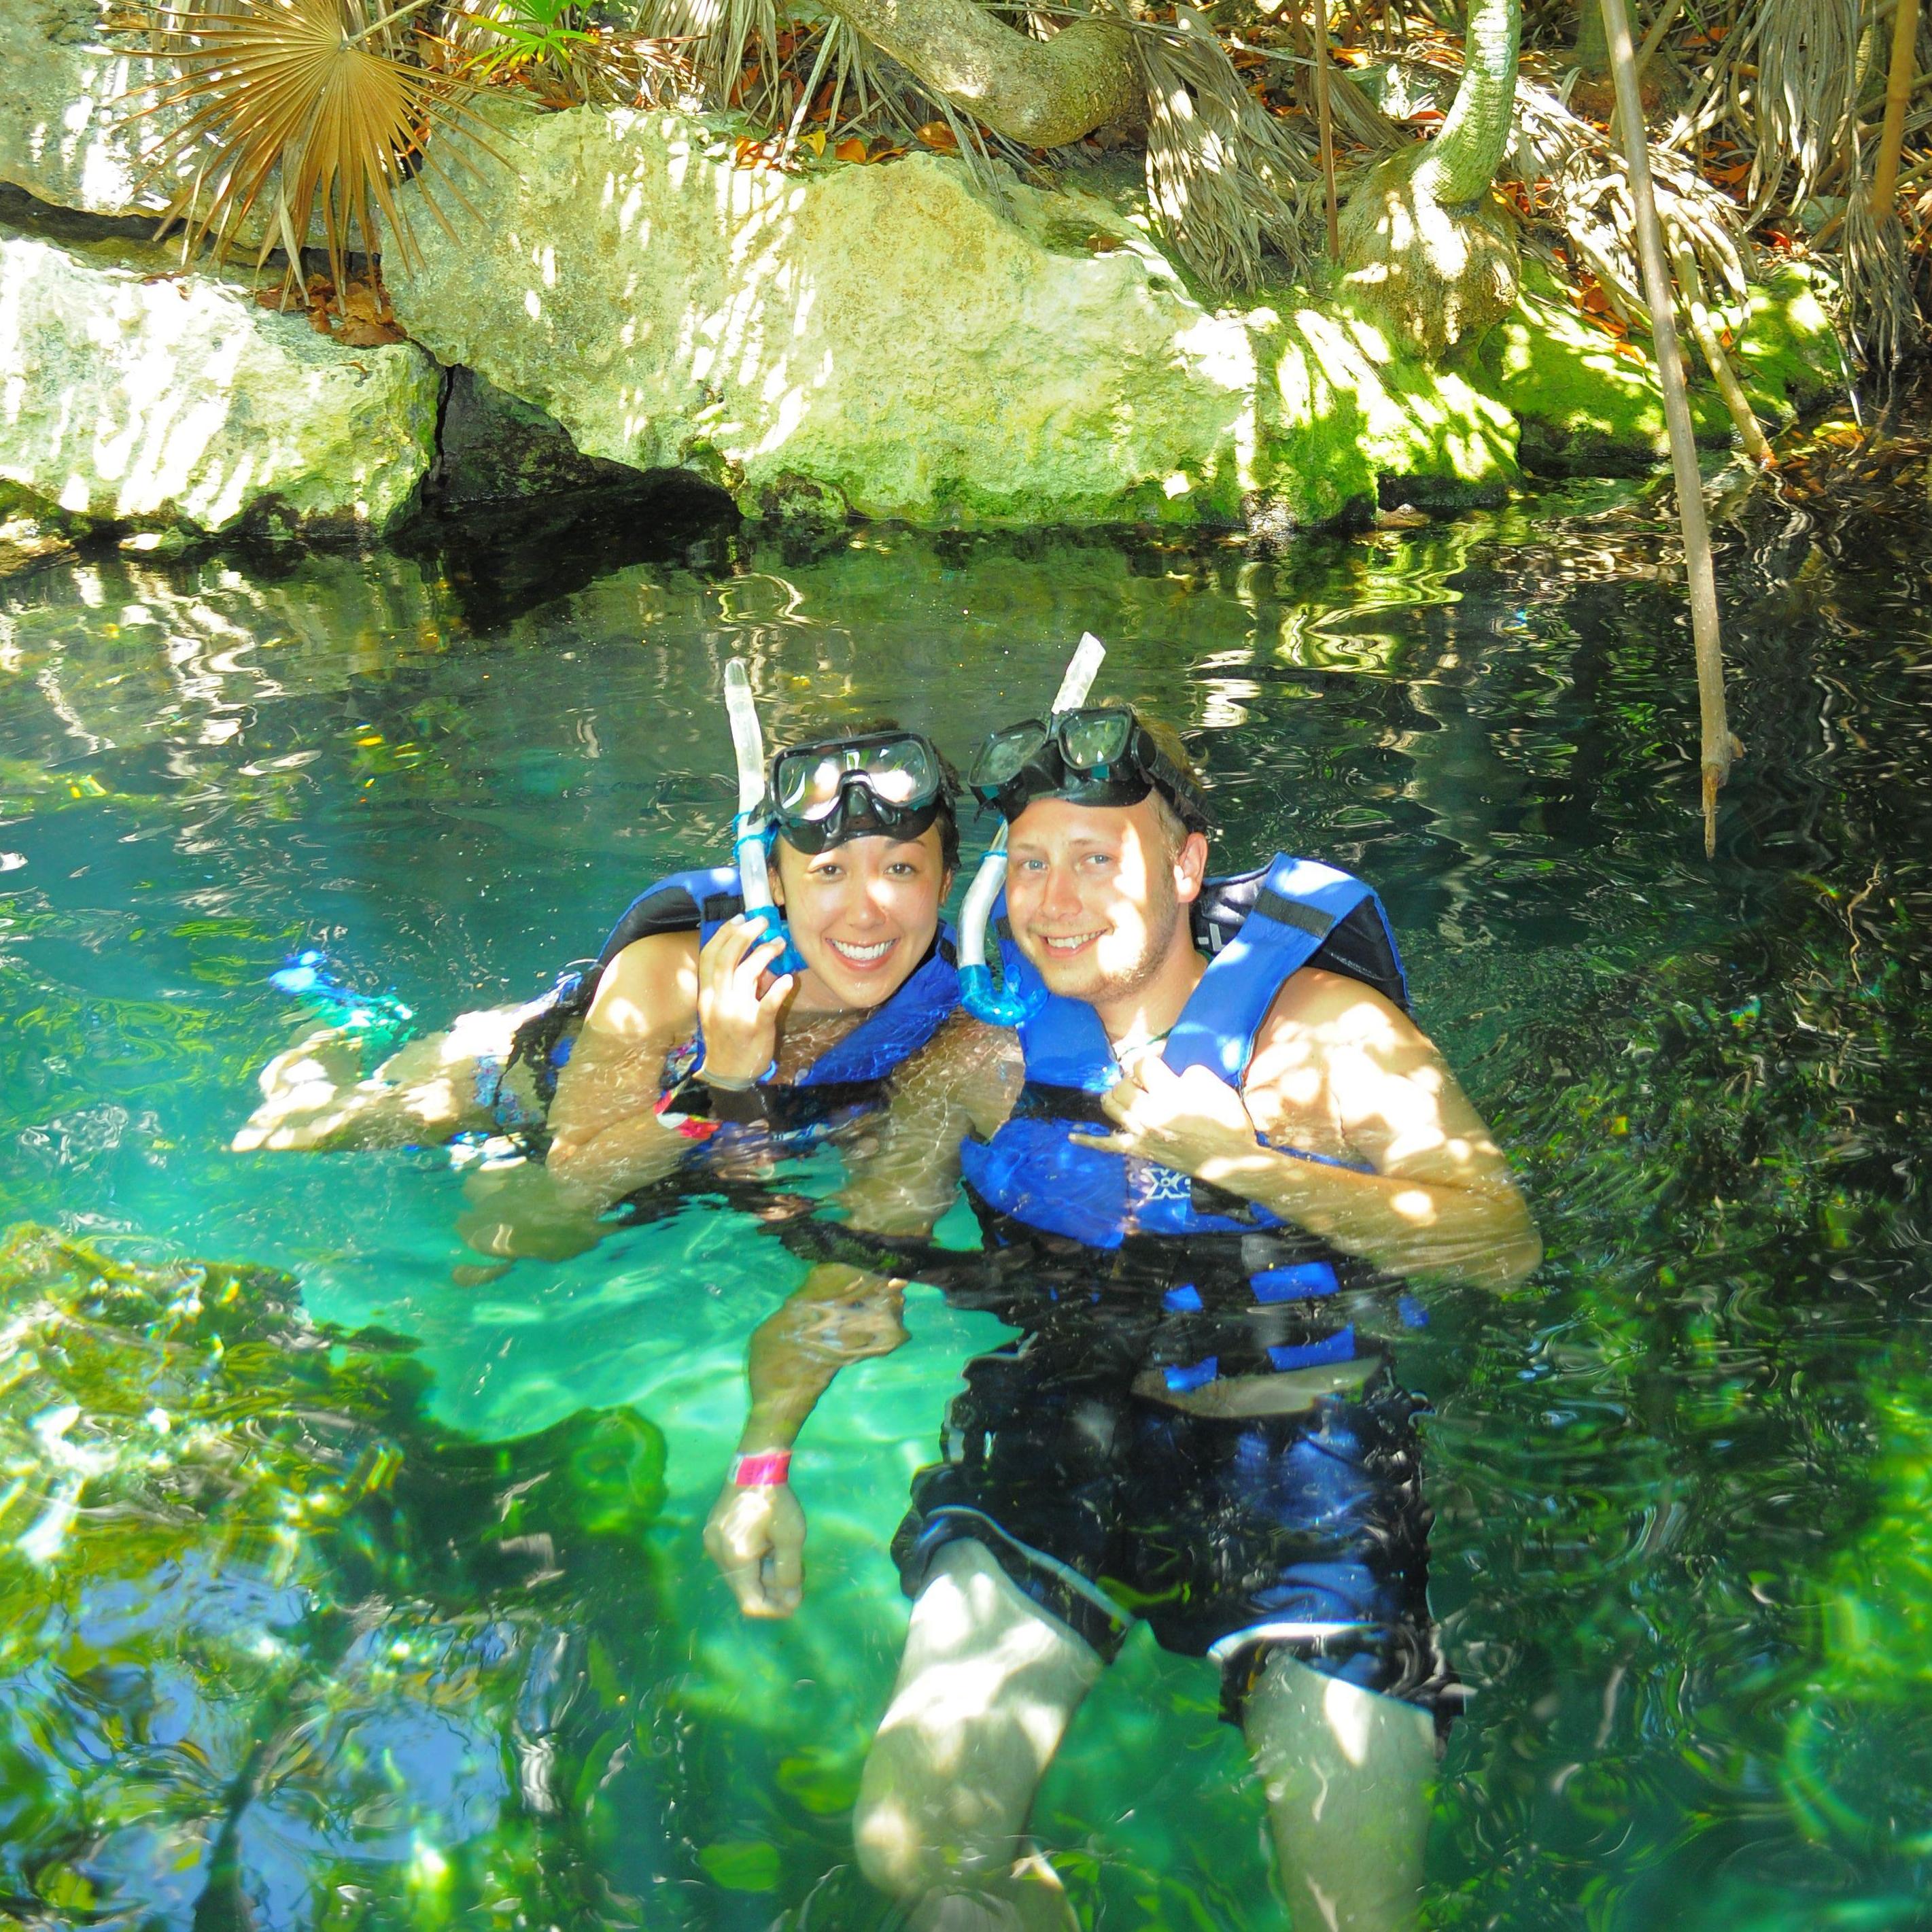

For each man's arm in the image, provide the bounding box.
[704,1016,1020,1618]
[1076,972,1540,1290]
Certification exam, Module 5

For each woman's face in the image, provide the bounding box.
[772,826,949,1012]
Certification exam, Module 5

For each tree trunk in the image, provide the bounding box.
[821,0,1140,148]
[1337,0,1522,358]
[1419,0,1522,207]
[1573,0,1608,76]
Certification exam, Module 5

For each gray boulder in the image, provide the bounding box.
[0,208,440,535]
[1,0,196,223]
[387,102,1525,529]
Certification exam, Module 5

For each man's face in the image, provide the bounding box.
[1004,795,1207,1007]
[772,826,949,1010]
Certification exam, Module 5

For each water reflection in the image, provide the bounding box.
[0,449,1928,1923]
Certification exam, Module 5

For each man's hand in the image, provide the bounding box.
[695,916,795,1084]
[1069,1054,1266,1186]
[704,1481,806,1618]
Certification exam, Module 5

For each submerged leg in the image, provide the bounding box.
[232,1005,523,1152]
[855,1539,1101,1931]
[1244,1652,1437,1932]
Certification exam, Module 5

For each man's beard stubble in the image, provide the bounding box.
[1027,859,1189,1012]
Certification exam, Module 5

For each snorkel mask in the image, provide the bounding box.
[955,634,1111,1027]
[967,706,1211,833]
[767,730,948,854]
[723,661,953,978]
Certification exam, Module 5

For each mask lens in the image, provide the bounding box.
[972,722,1048,791]
[1059,710,1131,771]
[776,751,849,818]
[867,737,937,806]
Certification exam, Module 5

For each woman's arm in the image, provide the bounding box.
[542,930,704,1211]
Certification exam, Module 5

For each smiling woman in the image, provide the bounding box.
[232,714,966,1258]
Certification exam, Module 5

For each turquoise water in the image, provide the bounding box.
[1,458,1929,1927]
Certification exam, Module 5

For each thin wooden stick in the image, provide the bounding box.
[1870,0,1922,211]
[1600,0,1736,856]
[1671,235,1772,464]
[1634,0,1683,82]
[1311,0,1339,258]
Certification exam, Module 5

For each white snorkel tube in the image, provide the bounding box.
[723,659,806,975]
[958,632,1109,1026]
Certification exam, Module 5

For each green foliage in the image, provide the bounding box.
[463,0,596,81]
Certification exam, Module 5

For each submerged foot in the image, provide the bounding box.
[232,1026,371,1151]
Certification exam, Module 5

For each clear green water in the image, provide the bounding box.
[1,466,1929,1928]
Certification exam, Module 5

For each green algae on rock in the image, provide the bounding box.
[1476,258,1840,477]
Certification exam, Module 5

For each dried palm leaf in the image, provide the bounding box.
[127,0,498,298]
[1127,3,1318,293]
[1842,192,1921,368]
[633,0,1024,182]
[1508,71,1755,318]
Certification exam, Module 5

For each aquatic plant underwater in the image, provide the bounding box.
[2,428,1931,1924]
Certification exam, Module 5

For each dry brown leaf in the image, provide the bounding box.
[335,316,404,345]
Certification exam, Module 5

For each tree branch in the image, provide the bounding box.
[819,0,1140,148]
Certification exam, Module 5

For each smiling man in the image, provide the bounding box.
[704,706,1540,1931]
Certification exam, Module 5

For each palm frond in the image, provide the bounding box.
[1131,3,1317,295]
[126,0,498,296]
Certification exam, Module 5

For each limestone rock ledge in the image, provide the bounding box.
[387,103,1525,530]
[3,0,216,227]
[0,213,440,536]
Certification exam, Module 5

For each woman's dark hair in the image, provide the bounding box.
[773,717,962,872]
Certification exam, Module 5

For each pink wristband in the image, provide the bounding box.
[731,1450,792,1487]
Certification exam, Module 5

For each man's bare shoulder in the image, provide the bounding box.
[1258,967,1429,1056]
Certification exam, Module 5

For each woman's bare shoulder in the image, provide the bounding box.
[585,929,701,1041]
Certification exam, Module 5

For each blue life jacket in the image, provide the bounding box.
[957,854,1416,1385]
[504,865,961,1137]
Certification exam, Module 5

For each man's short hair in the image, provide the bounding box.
[1136,713,1209,855]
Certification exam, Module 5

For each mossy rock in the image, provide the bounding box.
[1474,258,1844,477]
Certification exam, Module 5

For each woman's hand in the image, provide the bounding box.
[695,915,795,1084]
[704,1480,806,1618]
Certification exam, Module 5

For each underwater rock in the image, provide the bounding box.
[0,1224,672,1927]
[0,209,439,537]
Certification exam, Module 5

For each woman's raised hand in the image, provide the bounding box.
[695,914,795,1084]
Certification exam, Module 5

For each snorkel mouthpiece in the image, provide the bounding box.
[958,632,1109,1027]
[723,659,807,977]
